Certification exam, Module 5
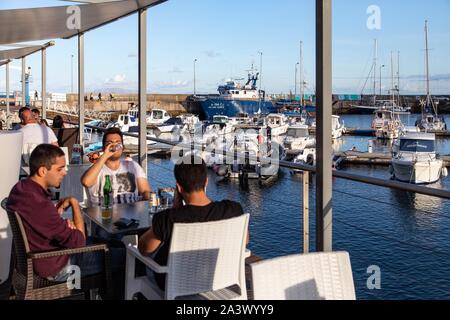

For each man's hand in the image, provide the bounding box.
[56,197,79,214]
[56,197,73,214]
[66,219,76,230]
[102,142,120,160]
[172,189,184,209]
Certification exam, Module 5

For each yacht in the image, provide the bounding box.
[283,125,316,158]
[156,117,184,134]
[391,132,447,184]
[146,109,170,126]
[372,109,402,140]
[332,115,345,140]
[416,21,447,132]
[265,114,289,136]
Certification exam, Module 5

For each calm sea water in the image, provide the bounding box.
[95,116,450,300]
[147,115,450,300]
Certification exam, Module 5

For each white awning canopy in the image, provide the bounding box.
[0,0,167,45]
[0,42,54,60]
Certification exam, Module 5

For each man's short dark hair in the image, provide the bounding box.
[31,108,40,115]
[102,127,124,148]
[174,155,207,193]
[18,107,30,120]
[29,144,65,176]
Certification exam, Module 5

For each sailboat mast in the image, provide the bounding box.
[373,39,378,104]
[391,51,395,106]
[397,51,400,106]
[299,41,304,107]
[425,20,431,107]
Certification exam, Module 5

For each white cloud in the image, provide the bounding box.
[204,50,221,58]
[169,67,183,73]
[104,74,126,84]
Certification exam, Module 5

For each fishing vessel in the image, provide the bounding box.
[195,67,277,120]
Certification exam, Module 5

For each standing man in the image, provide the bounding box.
[81,127,151,206]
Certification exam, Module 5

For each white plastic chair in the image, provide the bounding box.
[122,214,250,300]
[250,252,356,300]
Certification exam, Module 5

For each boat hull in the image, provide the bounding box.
[198,98,277,120]
[392,159,443,184]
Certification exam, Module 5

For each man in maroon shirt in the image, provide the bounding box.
[7,144,111,282]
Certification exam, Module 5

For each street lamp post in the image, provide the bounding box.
[294,62,299,99]
[258,51,263,112]
[194,58,197,96]
[71,54,74,93]
[379,64,385,97]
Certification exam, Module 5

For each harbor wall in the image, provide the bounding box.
[62,94,201,116]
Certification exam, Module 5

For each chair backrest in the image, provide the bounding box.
[52,128,79,159]
[0,131,22,284]
[1,199,31,277]
[165,214,249,300]
[250,252,356,300]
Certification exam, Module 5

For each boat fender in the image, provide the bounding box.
[388,165,394,175]
[306,154,314,166]
[216,164,229,177]
[442,167,448,177]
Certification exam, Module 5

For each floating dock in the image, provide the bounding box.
[334,151,450,167]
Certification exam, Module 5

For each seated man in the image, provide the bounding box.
[138,155,248,290]
[81,127,151,206]
[7,144,123,283]
[20,108,58,146]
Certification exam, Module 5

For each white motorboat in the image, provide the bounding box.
[284,125,315,155]
[156,117,184,134]
[195,115,237,145]
[122,126,157,147]
[146,109,170,126]
[107,113,138,132]
[372,109,402,140]
[265,114,289,136]
[332,115,345,140]
[391,132,447,184]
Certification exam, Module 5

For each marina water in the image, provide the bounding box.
[147,114,450,300]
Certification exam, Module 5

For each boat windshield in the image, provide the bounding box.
[399,139,435,153]
[213,116,228,124]
[287,128,309,138]
[163,117,182,125]
[153,110,164,119]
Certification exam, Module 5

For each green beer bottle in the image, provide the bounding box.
[103,175,113,209]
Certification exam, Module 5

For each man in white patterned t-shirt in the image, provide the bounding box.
[81,128,152,206]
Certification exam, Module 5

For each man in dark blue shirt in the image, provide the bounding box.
[138,155,247,290]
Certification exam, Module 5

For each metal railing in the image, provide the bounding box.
[82,122,450,254]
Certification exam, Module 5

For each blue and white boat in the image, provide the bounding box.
[195,70,277,120]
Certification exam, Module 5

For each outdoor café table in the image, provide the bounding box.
[83,201,155,237]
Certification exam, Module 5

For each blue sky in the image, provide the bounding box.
[1,0,450,95]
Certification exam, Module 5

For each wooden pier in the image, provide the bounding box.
[334,151,450,167]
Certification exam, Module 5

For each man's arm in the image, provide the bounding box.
[70,198,85,238]
[81,145,116,188]
[138,228,161,256]
[137,177,151,200]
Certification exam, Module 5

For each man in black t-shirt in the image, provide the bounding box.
[138,155,247,290]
